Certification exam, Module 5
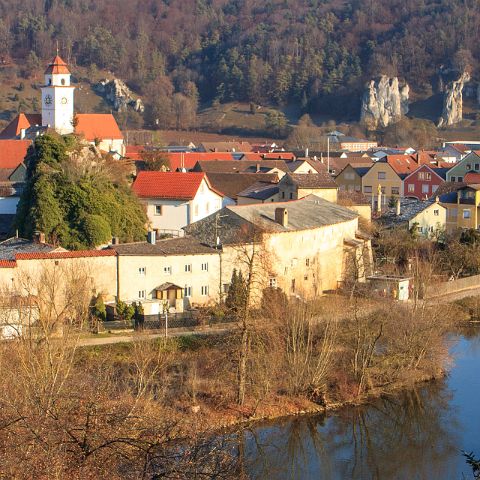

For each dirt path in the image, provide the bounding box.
[78,324,236,347]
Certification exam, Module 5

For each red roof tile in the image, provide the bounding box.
[132,171,207,200]
[0,114,42,139]
[167,152,234,171]
[75,114,123,141]
[0,140,30,168]
[464,172,480,184]
[0,259,16,268]
[44,55,70,75]
[15,249,117,261]
[386,155,419,175]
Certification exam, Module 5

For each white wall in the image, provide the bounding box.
[144,199,189,233]
[190,179,223,222]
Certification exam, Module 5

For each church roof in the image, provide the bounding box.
[44,55,70,74]
[74,114,123,141]
[0,114,42,139]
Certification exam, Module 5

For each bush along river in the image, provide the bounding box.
[241,327,480,479]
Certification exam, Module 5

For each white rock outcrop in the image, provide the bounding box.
[360,76,409,129]
[437,71,470,128]
[94,78,145,113]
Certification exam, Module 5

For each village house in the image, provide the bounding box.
[185,195,372,299]
[334,164,371,193]
[109,235,220,312]
[329,134,378,152]
[0,140,31,227]
[0,56,125,156]
[446,151,480,183]
[277,172,338,203]
[361,160,403,209]
[197,141,252,153]
[207,172,279,205]
[403,164,447,200]
[377,198,446,237]
[236,180,280,204]
[132,171,227,234]
[440,185,480,232]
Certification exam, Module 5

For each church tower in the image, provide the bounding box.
[41,55,75,135]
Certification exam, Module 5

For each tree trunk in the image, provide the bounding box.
[237,323,249,406]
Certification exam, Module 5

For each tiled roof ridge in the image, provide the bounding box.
[15,249,117,260]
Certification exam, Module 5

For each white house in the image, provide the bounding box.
[132,171,225,234]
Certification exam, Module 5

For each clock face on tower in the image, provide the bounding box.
[44,94,52,105]
[61,97,68,104]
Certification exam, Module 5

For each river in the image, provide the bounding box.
[243,328,480,479]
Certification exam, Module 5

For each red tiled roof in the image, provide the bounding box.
[75,114,123,141]
[125,145,145,160]
[15,249,117,261]
[132,171,208,200]
[167,152,234,171]
[0,140,30,168]
[0,114,42,139]
[44,55,70,75]
[464,172,480,184]
[386,155,419,175]
[0,259,16,268]
[262,152,296,160]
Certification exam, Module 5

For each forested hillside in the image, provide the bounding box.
[0,0,479,122]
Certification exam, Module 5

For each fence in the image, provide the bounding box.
[424,274,480,299]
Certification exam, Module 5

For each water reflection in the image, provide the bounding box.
[245,373,462,479]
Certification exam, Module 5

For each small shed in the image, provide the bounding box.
[155,283,183,308]
[367,275,412,301]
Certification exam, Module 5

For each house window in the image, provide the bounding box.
[391,187,399,195]
[155,205,162,216]
[304,274,308,281]
[434,209,439,216]
[269,277,277,288]
[422,184,429,194]
[466,164,471,170]
[463,209,471,219]
[223,283,230,293]
[138,267,146,275]
[408,184,415,193]
[475,164,480,171]
[289,192,293,199]
[364,186,372,194]
[451,176,456,182]
[184,286,192,297]
[201,285,209,296]
[458,177,463,182]
[291,279,296,293]
[432,185,438,193]
[418,172,425,180]
[164,266,172,274]
[305,258,310,267]
[378,171,386,180]
[201,262,208,271]
[138,290,146,299]
[450,208,457,218]
[185,264,192,272]
[282,191,285,199]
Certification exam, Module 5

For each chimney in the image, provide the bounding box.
[396,199,401,216]
[305,147,309,158]
[111,236,119,245]
[275,207,288,227]
[20,128,26,140]
[435,196,439,203]
[34,231,45,244]
[147,230,156,245]
[256,163,260,173]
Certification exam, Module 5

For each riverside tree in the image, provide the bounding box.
[15,134,147,249]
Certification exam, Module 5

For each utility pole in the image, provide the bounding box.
[214,212,228,302]
[327,136,330,175]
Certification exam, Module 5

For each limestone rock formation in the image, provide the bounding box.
[437,71,470,128]
[94,78,145,113]
[360,76,409,129]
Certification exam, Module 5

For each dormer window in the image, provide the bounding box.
[48,78,52,85]
[61,78,65,85]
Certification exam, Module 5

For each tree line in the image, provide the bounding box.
[0,0,479,121]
